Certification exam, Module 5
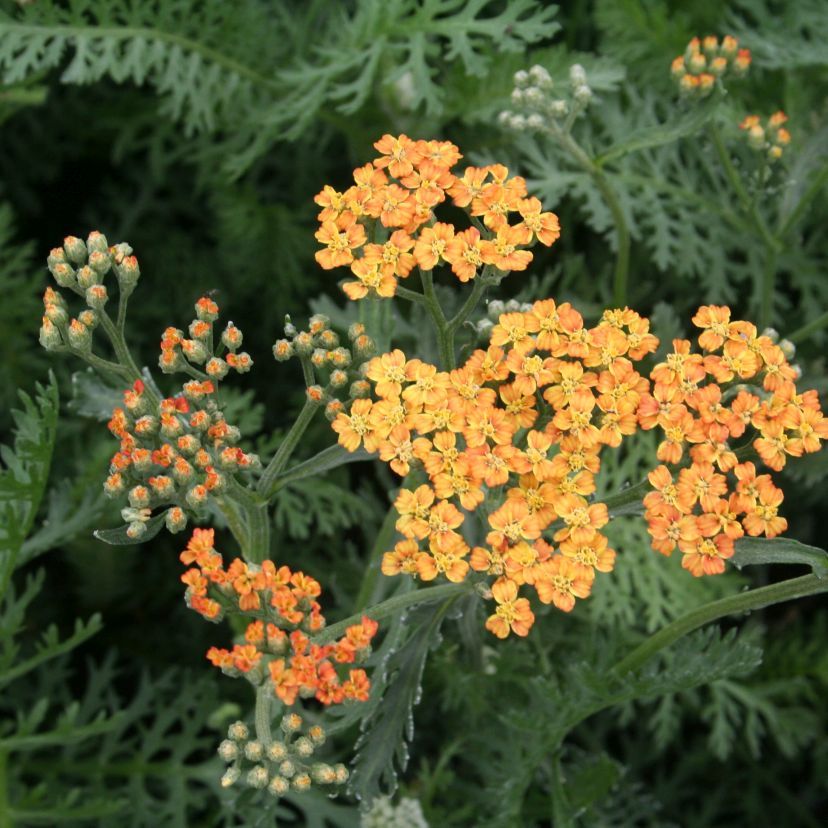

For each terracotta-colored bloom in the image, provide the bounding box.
[485,578,534,638]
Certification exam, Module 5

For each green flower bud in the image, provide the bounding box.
[63,235,87,265]
[280,713,302,734]
[310,763,336,784]
[86,231,109,254]
[165,507,187,533]
[88,249,112,276]
[78,309,98,329]
[67,319,92,350]
[244,741,264,761]
[268,776,289,797]
[221,767,240,788]
[52,262,77,288]
[266,741,288,762]
[86,284,108,310]
[217,739,238,762]
[76,265,99,290]
[293,736,313,758]
[228,721,249,741]
[279,759,296,779]
[39,319,63,351]
[291,772,311,792]
[273,339,294,361]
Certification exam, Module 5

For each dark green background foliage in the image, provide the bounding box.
[0,0,826,825]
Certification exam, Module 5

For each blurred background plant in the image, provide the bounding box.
[1,0,826,824]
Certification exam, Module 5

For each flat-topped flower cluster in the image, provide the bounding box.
[314,134,560,299]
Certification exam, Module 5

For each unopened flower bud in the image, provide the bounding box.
[497,110,513,127]
[353,334,375,358]
[311,348,327,369]
[329,369,349,389]
[306,385,325,405]
[569,63,587,87]
[86,231,108,254]
[47,247,67,272]
[779,339,795,360]
[487,299,505,320]
[243,741,264,761]
[294,331,314,355]
[513,69,529,88]
[63,235,87,265]
[529,64,552,89]
[181,339,208,364]
[280,713,302,733]
[747,125,766,150]
[510,113,527,131]
[67,318,92,350]
[325,399,344,421]
[104,473,125,498]
[350,379,371,399]
[116,255,140,294]
[308,313,330,334]
[549,99,568,117]
[222,322,243,350]
[279,760,296,779]
[268,776,289,797]
[524,87,543,108]
[328,347,352,368]
[86,284,108,310]
[318,329,339,349]
[75,266,97,291]
[221,767,240,788]
[128,485,150,509]
[767,145,783,162]
[333,763,349,784]
[721,35,738,58]
[39,318,63,350]
[291,773,311,792]
[166,506,187,533]
[573,84,592,104]
[293,737,313,758]
[266,741,288,761]
[195,296,219,322]
[347,322,365,341]
[505,299,521,312]
[126,521,147,540]
[526,113,545,131]
[310,763,336,784]
[51,262,76,288]
[218,739,238,762]
[78,309,98,329]
[710,56,727,76]
[273,339,293,361]
[206,357,229,380]
[88,250,112,276]
[228,721,249,741]
[307,725,326,746]
[510,88,525,106]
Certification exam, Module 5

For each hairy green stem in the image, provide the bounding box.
[313,582,472,645]
[553,127,630,308]
[447,271,492,333]
[395,285,429,306]
[760,249,777,331]
[254,683,275,747]
[611,573,828,677]
[243,501,271,565]
[419,270,454,369]
[258,399,319,497]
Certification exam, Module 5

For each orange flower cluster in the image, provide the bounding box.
[332,301,659,637]
[671,35,750,96]
[105,373,259,538]
[159,295,252,377]
[181,529,377,706]
[642,306,827,576]
[313,134,560,299]
[740,112,791,161]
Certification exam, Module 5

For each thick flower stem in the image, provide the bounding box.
[610,573,828,677]
[419,270,454,370]
[258,399,319,498]
[254,683,275,747]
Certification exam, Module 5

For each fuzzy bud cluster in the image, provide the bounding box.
[739,112,791,162]
[160,296,252,378]
[273,315,377,421]
[105,379,259,538]
[671,36,751,98]
[499,62,592,134]
[40,232,134,355]
[218,717,347,798]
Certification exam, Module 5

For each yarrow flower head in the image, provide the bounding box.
[313,135,560,300]
[671,35,751,97]
[332,299,660,637]
[641,307,826,576]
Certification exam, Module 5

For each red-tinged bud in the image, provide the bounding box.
[688,52,706,73]
[306,385,325,405]
[189,410,210,432]
[181,338,208,364]
[186,484,209,508]
[318,329,339,349]
[86,231,109,254]
[51,262,76,288]
[166,506,188,533]
[272,339,293,361]
[126,521,147,540]
[44,298,68,325]
[347,322,365,341]
[206,357,229,379]
[702,35,718,56]
[189,319,211,341]
[173,457,195,484]
[121,506,151,538]
[86,284,108,310]
[325,399,344,421]
[308,313,330,335]
[88,249,112,276]
[721,35,738,58]
[78,309,98,329]
[221,322,243,350]
[227,352,253,373]
[328,347,352,368]
[698,74,715,96]
[149,475,175,498]
[353,333,375,358]
[183,380,214,401]
[116,255,140,294]
[710,56,727,76]
[134,415,158,436]
[39,318,63,350]
[160,414,184,439]
[132,448,152,472]
[63,235,87,265]
[177,434,200,455]
[67,318,92,350]
[733,48,751,75]
[128,485,151,508]
[670,56,686,78]
[159,348,184,373]
[110,242,133,265]
[195,296,219,322]
[311,348,327,368]
[350,379,371,399]
[194,448,211,469]
[104,473,125,497]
